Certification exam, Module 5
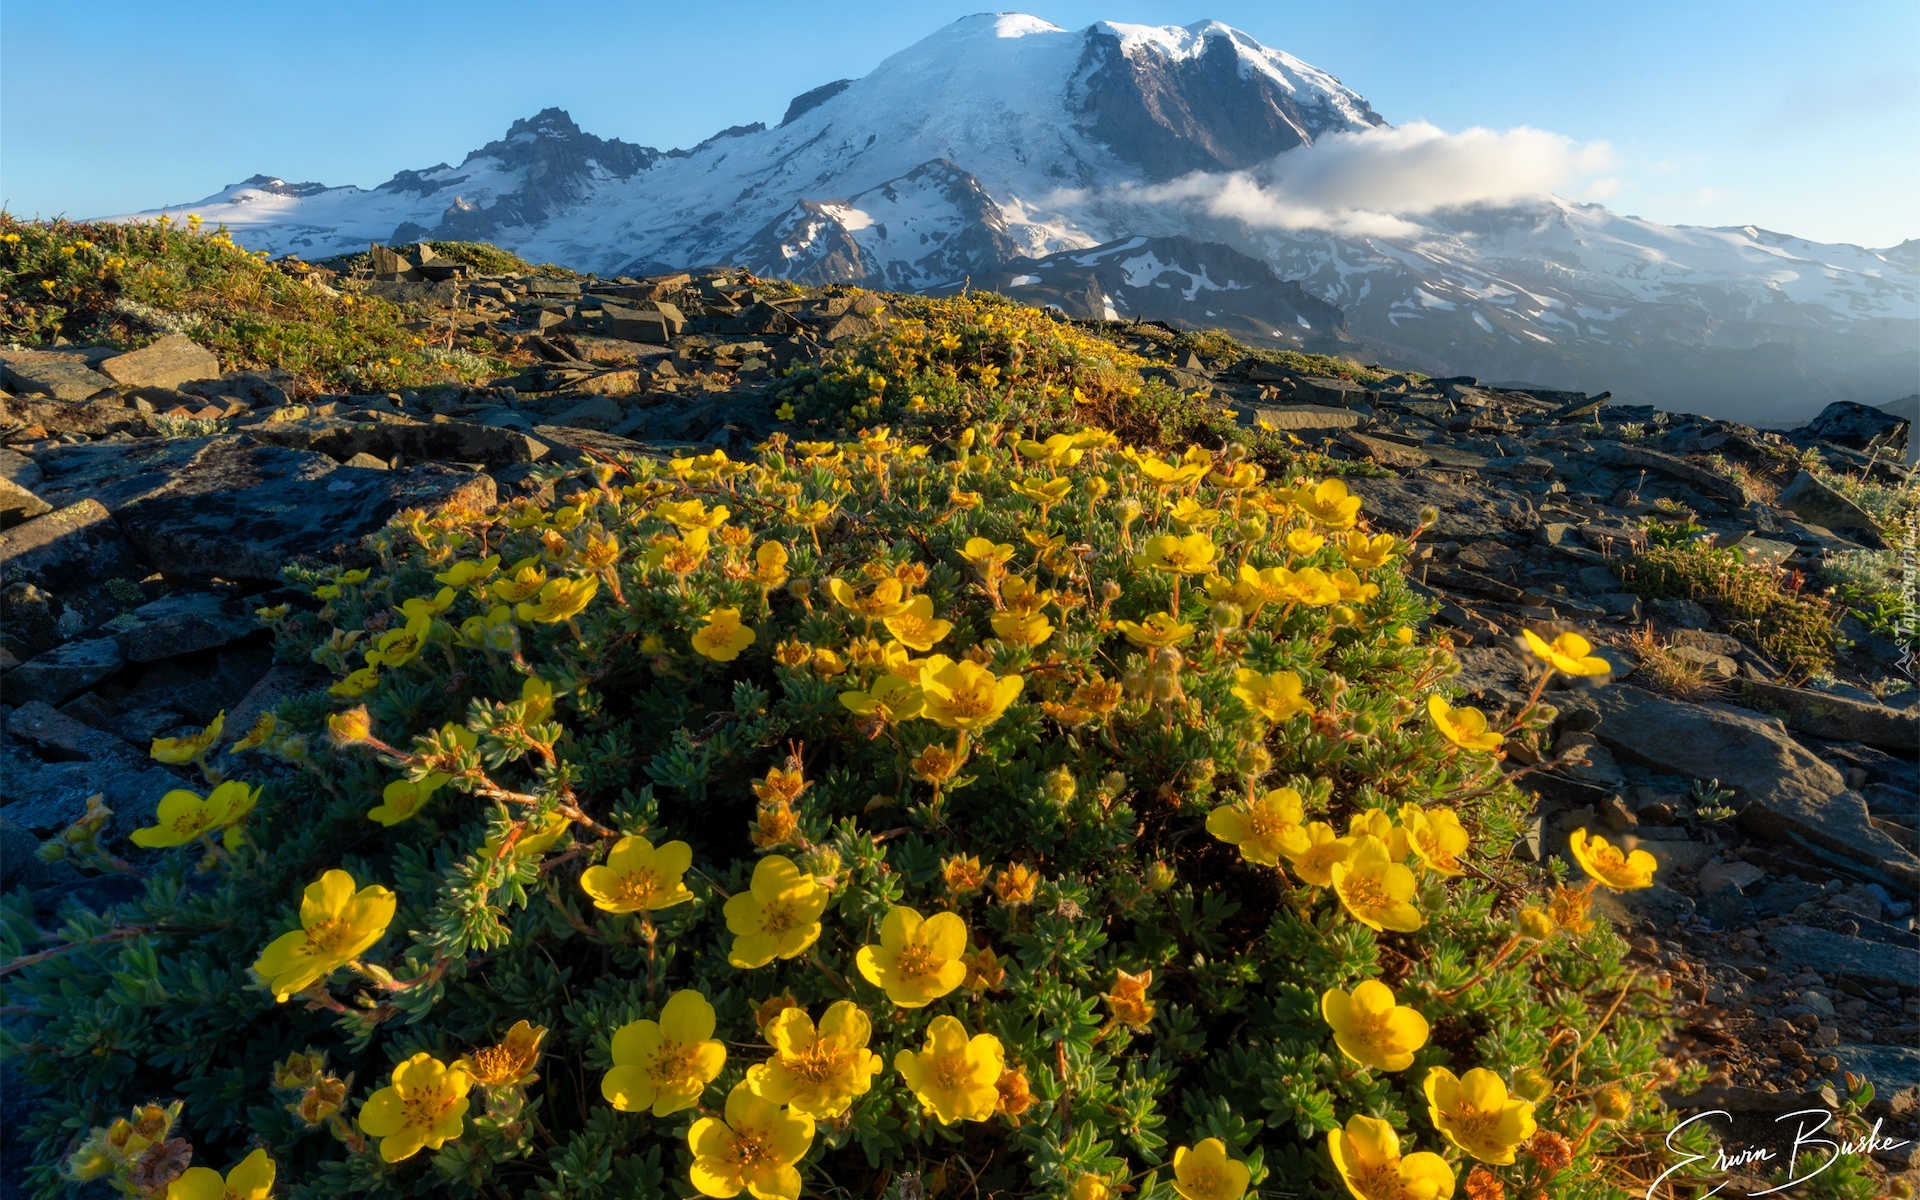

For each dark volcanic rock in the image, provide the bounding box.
[48,435,498,582]
[1071,23,1384,181]
[1589,685,1919,888]
[1792,400,1909,450]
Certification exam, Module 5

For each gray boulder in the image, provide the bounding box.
[110,436,497,581]
[98,335,221,391]
[1588,684,1919,888]
[1776,470,1881,536]
[1792,401,1909,451]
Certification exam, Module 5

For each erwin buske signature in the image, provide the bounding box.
[1647,1109,1909,1197]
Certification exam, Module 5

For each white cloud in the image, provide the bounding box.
[1105,121,1617,237]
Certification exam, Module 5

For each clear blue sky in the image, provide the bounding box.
[3,0,1914,246]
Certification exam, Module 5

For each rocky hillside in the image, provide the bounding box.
[1,230,1918,1186]
[108,15,1919,422]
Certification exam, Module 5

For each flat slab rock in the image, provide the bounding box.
[98,334,221,391]
[1733,679,1919,754]
[113,590,264,663]
[1346,476,1534,540]
[119,436,497,581]
[29,435,494,582]
[1763,925,1920,990]
[1589,684,1920,888]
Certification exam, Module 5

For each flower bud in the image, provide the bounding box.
[1351,712,1379,736]
[1236,741,1272,778]
[1209,602,1242,632]
[296,1075,348,1126]
[787,577,811,603]
[274,1051,324,1090]
[1044,767,1077,807]
[1595,1084,1633,1122]
[1146,861,1177,892]
[1101,579,1123,603]
[1512,1066,1554,1103]
[1517,907,1557,941]
[1416,506,1440,528]
[327,707,371,743]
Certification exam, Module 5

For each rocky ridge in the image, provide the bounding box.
[1,244,1917,1179]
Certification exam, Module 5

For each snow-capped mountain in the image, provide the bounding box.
[112,14,1916,423]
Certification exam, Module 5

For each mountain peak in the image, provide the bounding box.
[502,107,587,143]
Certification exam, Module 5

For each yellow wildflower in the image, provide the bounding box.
[1428,695,1503,753]
[1328,1114,1455,1200]
[827,577,909,619]
[724,855,829,968]
[1207,787,1312,866]
[253,869,396,1001]
[1400,805,1470,876]
[1296,479,1363,530]
[1424,1067,1537,1164]
[516,575,598,624]
[893,1015,1004,1124]
[1287,528,1327,556]
[1172,1139,1250,1200]
[1568,828,1657,890]
[656,498,731,531]
[1520,628,1611,677]
[435,555,500,590]
[917,657,1023,731]
[957,536,1016,574]
[1138,532,1218,575]
[1332,835,1424,932]
[604,989,727,1116]
[1341,531,1397,569]
[166,1147,275,1200]
[150,711,224,763]
[1071,1176,1111,1200]
[1115,611,1196,648]
[746,1000,882,1118]
[367,613,431,668]
[883,594,952,650]
[1321,980,1430,1070]
[579,834,695,913]
[687,1081,814,1200]
[752,542,790,589]
[357,1053,471,1163]
[990,609,1054,647]
[692,608,757,661]
[1231,669,1312,722]
[399,586,457,621]
[839,673,923,723]
[330,664,378,702]
[1286,821,1354,887]
[231,711,277,752]
[484,810,570,859]
[130,781,257,851]
[368,776,443,826]
[455,1019,547,1088]
[1347,809,1411,862]
[855,905,967,1007]
[488,558,549,604]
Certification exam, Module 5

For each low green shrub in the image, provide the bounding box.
[2,423,1689,1199]
[0,215,517,395]
[1617,543,1839,678]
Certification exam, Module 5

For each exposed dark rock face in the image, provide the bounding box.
[1071,24,1384,181]
[393,108,664,244]
[781,79,853,126]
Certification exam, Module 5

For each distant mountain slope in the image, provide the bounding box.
[109,14,1917,422]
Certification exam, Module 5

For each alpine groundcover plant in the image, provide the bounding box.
[2,422,1699,1199]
